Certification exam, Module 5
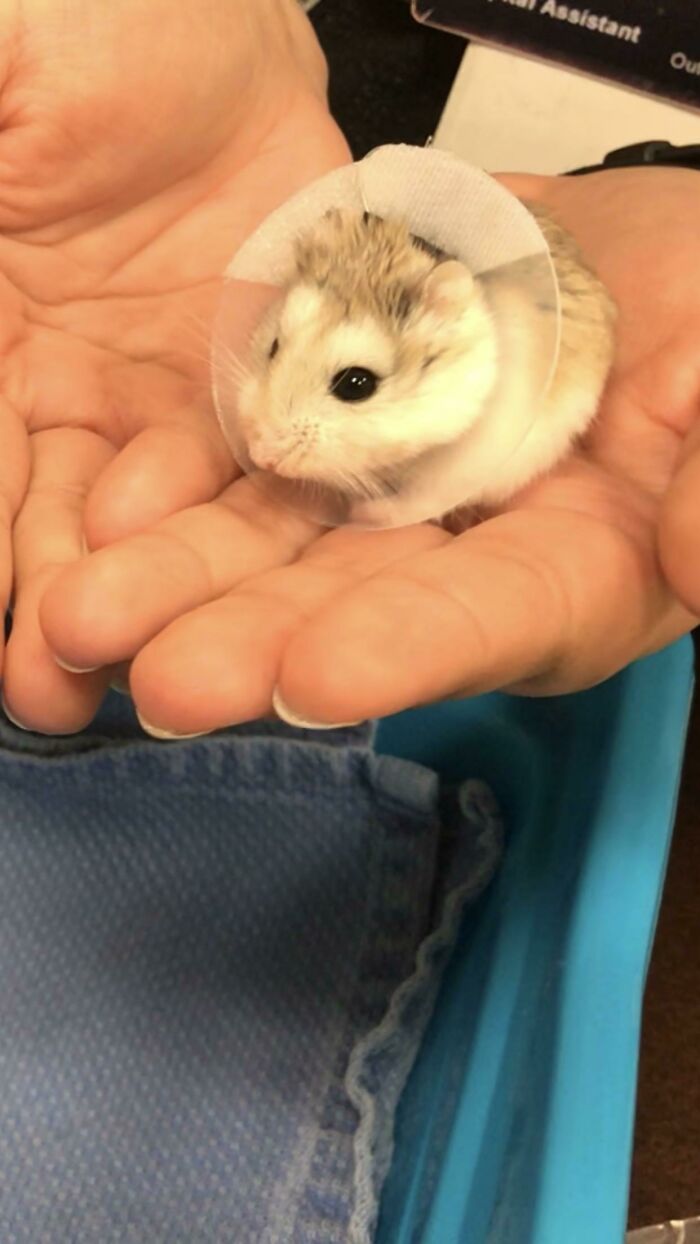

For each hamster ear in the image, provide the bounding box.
[280,283,325,334]
[421,260,474,315]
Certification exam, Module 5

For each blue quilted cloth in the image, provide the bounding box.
[0,696,501,1243]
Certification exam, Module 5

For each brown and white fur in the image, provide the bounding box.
[234,205,616,525]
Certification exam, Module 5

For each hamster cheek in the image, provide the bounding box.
[236,375,264,432]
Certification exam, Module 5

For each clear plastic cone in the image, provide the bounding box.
[212,145,561,528]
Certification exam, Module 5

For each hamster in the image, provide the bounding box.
[233,205,616,525]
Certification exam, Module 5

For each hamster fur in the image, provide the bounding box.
[234,205,616,522]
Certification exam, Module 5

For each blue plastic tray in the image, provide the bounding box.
[375,638,694,1244]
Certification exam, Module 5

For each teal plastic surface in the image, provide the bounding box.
[375,638,694,1244]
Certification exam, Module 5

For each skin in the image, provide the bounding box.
[0,0,348,730]
[0,3,697,735]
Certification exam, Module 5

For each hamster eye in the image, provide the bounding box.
[330,367,379,403]
[269,337,279,360]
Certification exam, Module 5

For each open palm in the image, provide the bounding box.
[30,160,699,738]
[0,0,349,731]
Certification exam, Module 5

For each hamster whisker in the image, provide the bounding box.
[331,467,389,501]
[297,477,328,502]
[183,311,214,349]
[212,337,253,386]
[175,344,218,370]
[343,464,402,500]
[212,336,247,371]
[182,313,237,369]
[175,313,248,375]
[325,465,364,497]
[370,467,406,497]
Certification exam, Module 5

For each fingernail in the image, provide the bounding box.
[272,687,362,731]
[1,697,30,732]
[136,711,208,741]
[54,656,101,674]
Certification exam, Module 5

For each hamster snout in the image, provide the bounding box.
[246,428,312,476]
[248,439,291,473]
[248,441,283,472]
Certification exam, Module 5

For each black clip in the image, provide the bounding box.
[567,140,700,176]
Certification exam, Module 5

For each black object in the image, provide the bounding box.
[568,140,700,176]
[331,367,380,401]
[412,0,700,113]
[310,0,463,156]
[310,6,700,178]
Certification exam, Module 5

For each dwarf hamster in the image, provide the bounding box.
[233,205,615,522]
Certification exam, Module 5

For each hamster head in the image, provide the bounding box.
[234,210,499,500]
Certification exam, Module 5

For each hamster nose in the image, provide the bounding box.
[249,443,281,472]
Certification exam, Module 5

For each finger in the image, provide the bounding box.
[127,524,449,737]
[0,401,30,676]
[275,507,683,725]
[39,477,321,671]
[84,417,236,549]
[109,661,132,696]
[4,428,114,733]
[493,172,551,198]
[85,282,277,548]
[659,421,700,615]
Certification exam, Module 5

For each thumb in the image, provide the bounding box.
[659,418,700,616]
[83,281,277,548]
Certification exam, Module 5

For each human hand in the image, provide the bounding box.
[0,0,349,731]
[39,167,700,736]
[659,407,700,618]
